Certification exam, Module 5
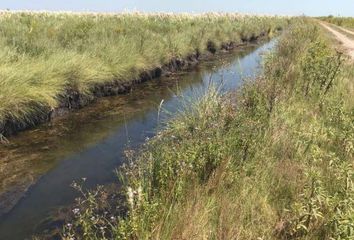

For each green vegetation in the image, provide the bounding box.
[61,18,354,240]
[0,12,285,131]
[320,16,354,29]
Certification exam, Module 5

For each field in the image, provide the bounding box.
[60,18,354,240]
[0,12,286,136]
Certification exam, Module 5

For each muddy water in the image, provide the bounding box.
[0,39,276,240]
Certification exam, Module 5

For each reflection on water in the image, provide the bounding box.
[0,39,276,240]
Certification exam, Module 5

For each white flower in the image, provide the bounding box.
[72,208,80,215]
[137,186,143,203]
[127,187,134,207]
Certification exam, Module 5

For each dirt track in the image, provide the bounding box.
[320,22,354,59]
[336,25,354,36]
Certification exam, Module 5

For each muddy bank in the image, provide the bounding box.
[0,34,266,138]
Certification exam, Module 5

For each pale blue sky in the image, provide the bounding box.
[0,0,353,17]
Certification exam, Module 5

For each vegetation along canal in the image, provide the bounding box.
[0,39,276,240]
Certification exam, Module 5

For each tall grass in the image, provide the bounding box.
[0,12,286,131]
[59,17,354,240]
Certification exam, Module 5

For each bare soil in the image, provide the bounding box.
[336,25,354,36]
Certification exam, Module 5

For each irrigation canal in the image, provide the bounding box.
[0,39,276,239]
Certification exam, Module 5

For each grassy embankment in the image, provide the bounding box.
[61,17,354,240]
[0,12,286,136]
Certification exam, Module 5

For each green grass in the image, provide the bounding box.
[59,17,354,240]
[0,12,286,130]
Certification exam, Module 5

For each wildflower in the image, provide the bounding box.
[127,187,134,207]
[137,186,143,203]
[72,208,80,215]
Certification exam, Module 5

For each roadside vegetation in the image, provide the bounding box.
[320,16,354,30]
[59,17,354,240]
[0,12,286,134]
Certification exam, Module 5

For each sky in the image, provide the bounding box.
[0,0,353,17]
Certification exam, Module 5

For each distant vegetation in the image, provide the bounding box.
[0,12,286,133]
[61,18,354,240]
[319,15,354,29]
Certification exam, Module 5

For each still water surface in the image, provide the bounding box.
[0,39,276,239]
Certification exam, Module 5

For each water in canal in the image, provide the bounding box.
[0,39,276,240]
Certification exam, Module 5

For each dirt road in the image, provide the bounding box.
[336,25,354,36]
[320,22,354,59]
